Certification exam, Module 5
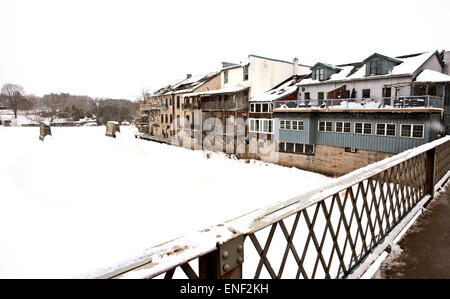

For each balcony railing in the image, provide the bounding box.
[201,99,248,111]
[139,103,168,111]
[273,96,444,110]
[182,102,200,110]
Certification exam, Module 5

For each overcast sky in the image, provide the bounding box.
[1,0,450,100]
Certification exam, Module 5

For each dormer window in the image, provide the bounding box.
[364,53,401,77]
[315,69,324,81]
[370,60,382,75]
[310,63,341,81]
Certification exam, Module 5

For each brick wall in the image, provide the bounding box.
[275,144,393,177]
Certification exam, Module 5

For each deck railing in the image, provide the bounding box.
[201,100,248,111]
[274,96,444,110]
[139,103,168,111]
[98,136,450,279]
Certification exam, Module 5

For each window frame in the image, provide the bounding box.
[249,118,273,134]
[354,122,372,135]
[224,70,228,84]
[335,121,351,134]
[318,121,333,132]
[370,59,383,75]
[375,123,396,137]
[400,124,424,139]
[243,65,249,81]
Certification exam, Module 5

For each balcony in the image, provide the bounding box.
[139,103,168,111]
[273,96,444,111]
[201,100,248,111]
[182,102,200,110]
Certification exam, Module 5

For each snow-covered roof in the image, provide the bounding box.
[151,72,220,96]
[250,78,299,102]
[183,86,249,97]
[298,51,439,86]
[415,69,450,83]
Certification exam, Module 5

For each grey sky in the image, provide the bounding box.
[1,0,450,100]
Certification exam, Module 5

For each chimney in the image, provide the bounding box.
[293,57,299,75]
[186,74,192,79]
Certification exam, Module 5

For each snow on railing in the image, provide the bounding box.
[274,96,444,110]
[97,136,450,279]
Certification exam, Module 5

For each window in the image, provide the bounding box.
[318,92,324,100]
[249,118,273,134]
[251,103,270,113]
[376,123,396,136]
[224,70,228,84]
[354,122,372,135]
[285,120,291,130]
[176,115,180,126]
[318,121,332,132]
[243,65,249,81]
[280,120,303,131]
[165,114,168,123]
[278,142,315,155]
[305,92,310,100]
[382,87,392,98]
[243,90,249,102]
[400,124,424,139]
[169,114,172,123]
[161,114,164,123]
[370,60,382,75]
[362,89,371,98]
[335,121,351,133]
[176,96,180,109]
[315,68,324,80]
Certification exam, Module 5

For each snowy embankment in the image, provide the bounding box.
[0,126,332,278]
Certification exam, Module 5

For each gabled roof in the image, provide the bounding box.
[363,53,402,64]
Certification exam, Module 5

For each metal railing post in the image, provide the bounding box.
[199,235,244,279]
[425,148,436,198]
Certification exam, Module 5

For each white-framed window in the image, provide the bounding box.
[249,118,273,134]
[376,123,396,137]
[335,121,351,133]
[318,121,332,132]
[354,122,372,135]
[280,120,304,131]
[400,124,424,139]
[250,103,271,113]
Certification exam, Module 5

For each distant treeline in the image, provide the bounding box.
[1,83,139,125]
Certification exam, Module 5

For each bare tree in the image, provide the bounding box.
[1,83,26,118]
